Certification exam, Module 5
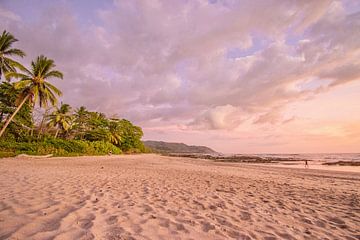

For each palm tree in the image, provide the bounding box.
[108,119,122,145]
[47,103,73,138]
[74,106,89,139]
[0,55,63,138]
[0,30,26,80]
[75,106,88,120]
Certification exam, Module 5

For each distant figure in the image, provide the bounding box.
[108,150,112,156]
[305,160,309,168]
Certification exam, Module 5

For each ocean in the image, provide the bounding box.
[240,153,360,162]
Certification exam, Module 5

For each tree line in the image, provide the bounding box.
[0,30,147,156]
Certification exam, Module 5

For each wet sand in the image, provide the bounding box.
[256,161,360,173]
[0,154,359,240]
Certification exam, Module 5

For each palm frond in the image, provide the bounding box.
[0,31,18,51]
[43,87,58,107]
[5,58,32,75]
[44,82,63,96]
[13,79,33,90]
[5,72,30,80]
[4,53,63,111]
[44,70,63,79]
[3,48,25,57]
[31,85,39,107]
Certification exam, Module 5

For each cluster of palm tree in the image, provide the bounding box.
[47,103,72,138]
[43,103,144,151]
[0,30,63,137]
[0,30,144,152]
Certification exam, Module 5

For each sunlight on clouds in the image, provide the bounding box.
[1,0,359,152]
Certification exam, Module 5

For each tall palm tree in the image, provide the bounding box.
[47,103,73,138]
[0,55,63,138]
[74,106,89,139]
[0,30,26,80]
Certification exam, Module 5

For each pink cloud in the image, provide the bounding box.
[1,0,359,152]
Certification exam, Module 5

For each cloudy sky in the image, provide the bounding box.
[1,0,360,153]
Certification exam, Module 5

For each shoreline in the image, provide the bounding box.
[254,162,360,173]
[4,153,360,173]
[164,153,360,173]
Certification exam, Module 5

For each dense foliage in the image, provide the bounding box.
[0,30,25,80]
[0,82,33,141]
[0,139,122,157]
[0,30,147,156]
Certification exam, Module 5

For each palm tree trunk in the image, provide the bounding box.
[54,129,59,138]
[38,107,49,138]
[0,94,30,138]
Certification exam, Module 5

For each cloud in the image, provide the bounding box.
[254,107,295,125]
[0,6,21,22]
[190,104,241,130]
[1,0,360,146]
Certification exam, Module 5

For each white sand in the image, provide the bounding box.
[0,154,359,240]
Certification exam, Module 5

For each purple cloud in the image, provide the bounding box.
[1,0,359,152]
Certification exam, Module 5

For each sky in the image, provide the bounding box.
[0,0,359,153]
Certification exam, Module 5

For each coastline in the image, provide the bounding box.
[254,161,360,173]
[165,153,360,173]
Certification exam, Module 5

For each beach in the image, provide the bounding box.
[0,154,359,240]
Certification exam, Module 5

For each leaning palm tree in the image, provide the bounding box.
[0,55,63,138]
[47,103,73,138]
[0,30,26,80]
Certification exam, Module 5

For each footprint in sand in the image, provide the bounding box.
[166,209,178,216]
[239,211,251,221]
[78,218,93,229]
[106,226,135,240]
[158,217,170,228]
[201,221,215,232]
[78,213,96,229]
[327,216,348,229]
[131,224,143,234]
[106,215,118,225]
[142,204,153,212]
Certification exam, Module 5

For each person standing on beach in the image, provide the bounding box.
[305,160,309,168]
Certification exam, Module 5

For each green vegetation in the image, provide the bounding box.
[0,139,121,157]
[143,140,217,154]
[0,55,63,137]
[0,30,147,157]
[0,30,26,80]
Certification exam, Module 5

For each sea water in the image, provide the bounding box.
[248,153,360,163]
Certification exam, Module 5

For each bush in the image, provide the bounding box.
[88,141,121,155]
[0,152,16,158]
[0,138,122,157]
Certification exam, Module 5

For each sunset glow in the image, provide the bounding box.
[1,0,359,153]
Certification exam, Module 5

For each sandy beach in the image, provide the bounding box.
[0,154,359,240]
